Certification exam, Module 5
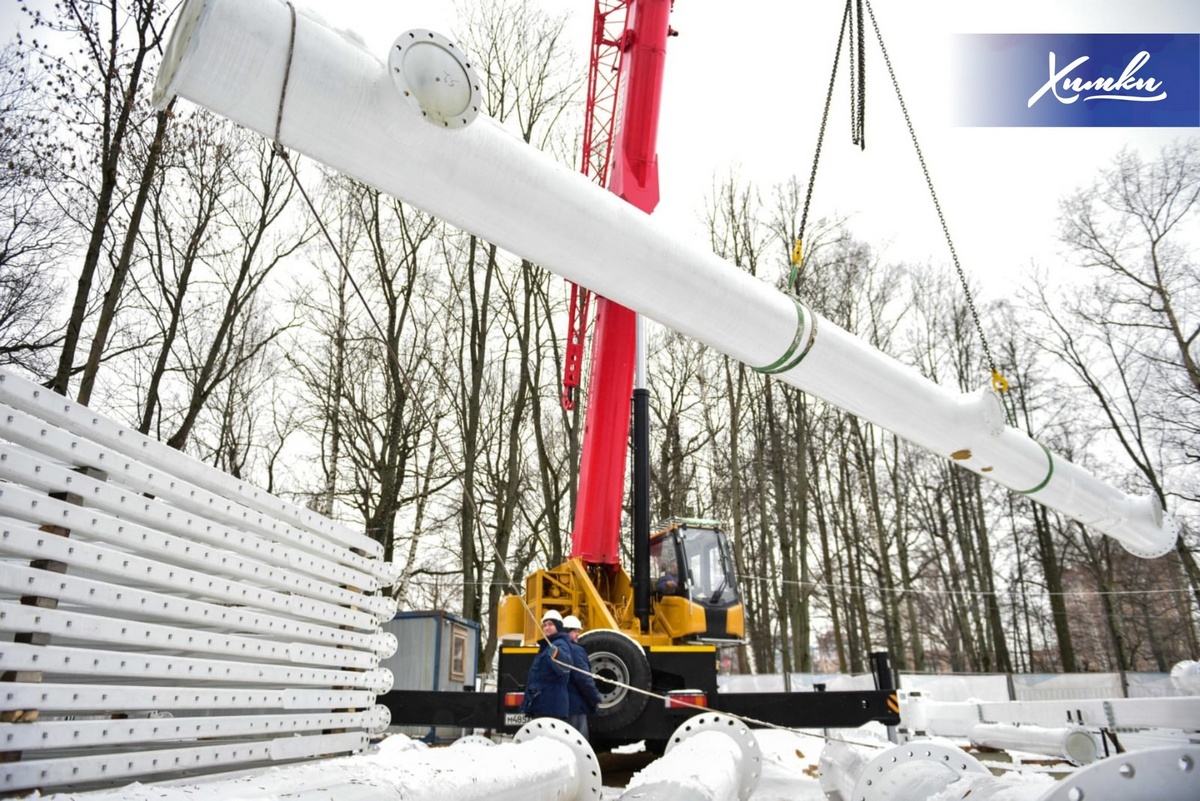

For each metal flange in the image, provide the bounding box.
[826,739,991,801]
[389,29,482,129]
[368,668,395,694]
[1039,745,1200,801]
[514,717,602,800]
[374,630,399,658]
[451,734,496,749]
[666,713,762,801]
[365,704,392,734]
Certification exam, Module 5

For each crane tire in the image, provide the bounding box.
[579,629,651,734]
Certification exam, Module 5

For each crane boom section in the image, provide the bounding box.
[571,0,673,566]
[607,0,670,211]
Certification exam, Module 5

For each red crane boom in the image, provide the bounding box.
[568,0,674,567]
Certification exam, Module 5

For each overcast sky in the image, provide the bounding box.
[295,0,1198,299]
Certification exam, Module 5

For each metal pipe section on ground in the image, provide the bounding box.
[818,735,991,801]
[969,722,1099,766]
[906,695,1200,737]
[41,724,601,801]
[619,713,761,801]
[312,723,600,801]
[1040,745,1200,801]
[154,0,1177,559]
[922,744,1200,801]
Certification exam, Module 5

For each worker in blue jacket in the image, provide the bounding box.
[520,610,572,720]
[562,614,603,738]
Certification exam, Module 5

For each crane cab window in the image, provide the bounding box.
[651,524,738,605]
[677,527,737,605]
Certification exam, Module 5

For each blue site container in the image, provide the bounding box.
[379,610,481,742]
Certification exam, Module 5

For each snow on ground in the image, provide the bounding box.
[740,729,829,801]
[926,770,1057,801]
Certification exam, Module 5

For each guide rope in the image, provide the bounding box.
[274,2,297,154]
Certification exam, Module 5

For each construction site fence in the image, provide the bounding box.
[717,670,1191,702]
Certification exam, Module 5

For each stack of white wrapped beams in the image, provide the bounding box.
[0,369,399,795]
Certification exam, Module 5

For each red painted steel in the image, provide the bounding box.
[571,0,673,565]
[562,1,628,411]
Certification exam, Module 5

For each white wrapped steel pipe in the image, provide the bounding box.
[154,0,1178,559]
[818,736,990,801]
[969,722,1099,766]
[1170,660,1200,695]
[336,725,596,801]
[36,728,600,801]
[913,699,991,738]
[370,718,600,801]
[619,731,743,801]
[818,735,881,801]
[619,713,761,801]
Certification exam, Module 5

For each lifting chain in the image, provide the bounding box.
[860,0,1009,397]
[794,0,1011,400]
[789,0,863,292]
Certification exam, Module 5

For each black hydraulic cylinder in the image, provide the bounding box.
[870,650,896,691]
[632,387,651,631]
[870,650,899,743]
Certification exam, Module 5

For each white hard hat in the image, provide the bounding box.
[540,609,563,623]
[562,615,582,631]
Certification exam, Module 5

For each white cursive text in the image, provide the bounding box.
[1028,50,1167,107]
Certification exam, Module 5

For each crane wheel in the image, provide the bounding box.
[579,629,651,734]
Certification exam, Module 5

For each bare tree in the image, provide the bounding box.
[287,172,367,519]
[445,0,580,653]
[287,168,455,591]
[702,173,766,670]
[76,98,175,406]
[1035,140,1200,627]
[648,328,712,520]
[0,43,66,375]
[1057,141,1200,484]
[333,186,442,561]
[128,119,309,451]
[187,293,305,494]
[14,0,175,397]
[130,109,233,433]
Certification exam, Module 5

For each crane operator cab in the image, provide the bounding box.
[650,519,744,643]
